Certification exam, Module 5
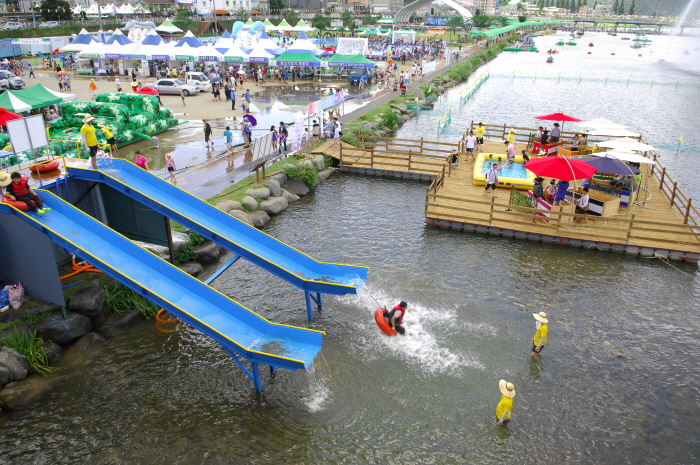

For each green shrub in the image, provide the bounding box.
[323,154,335,169]
[380,109,399,129]
[189,232,205,246]
[24,311,58,327]
[175,243,197,264]
[3,329,58,375]
[104,284,158,318]
[340,135,359,146]
[284,164,321,189]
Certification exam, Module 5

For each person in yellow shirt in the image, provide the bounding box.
[80,115,99,170]
[475,122,485,151]
[507,129,515,145]
[100,125,117,154]
[531,311,549,356]
[496,379,515,425]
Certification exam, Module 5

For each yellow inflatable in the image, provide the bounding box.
[473,153,536,190]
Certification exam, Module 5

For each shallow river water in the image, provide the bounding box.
[2,31,700,464]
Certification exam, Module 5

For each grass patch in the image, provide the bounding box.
[169,221,188,233]
[0,320,20,331]
[3,328,59,375]
[24,311,59,327]
[104,283,158,318]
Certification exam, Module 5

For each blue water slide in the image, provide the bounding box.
[68,159,368,297]
[0,191,324,372]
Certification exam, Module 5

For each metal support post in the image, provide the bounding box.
[304,291,323,320]
[270,366,276,374]
[204,255,240,285]
[251,362,262,392]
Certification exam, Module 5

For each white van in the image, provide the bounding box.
[184,72,212,91]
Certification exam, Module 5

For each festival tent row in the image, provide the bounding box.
[73,3,150,16]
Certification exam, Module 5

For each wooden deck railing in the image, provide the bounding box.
[357,135,464,156]
[339,144,452,177]
[424,192,700,248]
[649,155,700,226]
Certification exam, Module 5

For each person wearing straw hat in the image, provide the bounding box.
[531,311,549,356]
[80,115,99,170]
[496,380,516,425]
[0,171,11,198]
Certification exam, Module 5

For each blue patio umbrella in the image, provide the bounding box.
[210,77,222,83]
[577,156,640,175]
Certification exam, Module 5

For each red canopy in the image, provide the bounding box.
[534,112,582,122]
[0,107,22,126]
[134,87,160,95]
[524,156,597,182]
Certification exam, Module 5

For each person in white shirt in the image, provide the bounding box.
[484,163,499,197]
[574,187,590,223]
[465,131,477,160]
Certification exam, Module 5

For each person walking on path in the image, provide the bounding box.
[484,163,498,197]
[244,89,251,109]
[465,131,477,160]
[28,65,35,78]
[203,119,214,150]
[89,79,98,100]
[114,76,121,91]
[223,126,233,149]
[165,153,177,184]
[496,380,516,425]
[230,88,236,110]
[332,117,342,150]
[134,151,149,170]
[531,312,549,356]
[278,121,288,154]
[181,88,186,106]
[241,117,252,149]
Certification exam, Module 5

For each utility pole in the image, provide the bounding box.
[98,1,105,43]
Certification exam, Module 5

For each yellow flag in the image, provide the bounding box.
[680,134,684,144]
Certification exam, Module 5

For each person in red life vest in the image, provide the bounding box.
[383,301,408,335]
[5,172,50,215]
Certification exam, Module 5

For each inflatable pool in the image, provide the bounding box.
[28,160,60,173]
[374,308,397,336]
[473,153,536,190]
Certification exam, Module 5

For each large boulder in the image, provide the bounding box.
[285,179,310,196]
[311,155,326,171]
[171,231,191,254]
[271,172,287,186]
[134,240,169,260]
[0,347,30,386]
[178,261,203,277]
[263,179,282,197]
[300,159,314,170]
[260,196,289,216]
[319,169,334,181]
[229,210,254,226]
[0,374,60,411]
[281,188,299,203]
[359,120,373,131]
[216,199,242,213]
[42,341,63,365]
[92,310,141,337]
[283,163,296,170]
[71,332,106,353]
[193,241,220,265]
[245,187,271,200]
[0,310,23,325]
[68,280,105,317]
[22,301,62,316]
[248,211,271,228]
[34,312,92,345]
[241,196,258,211]
[390,103,408,112]
[0,322,31,345]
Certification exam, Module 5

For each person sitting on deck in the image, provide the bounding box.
[534,126,544,142]
[383,302,408,336]
[5,172,50,215]
[573,187,590,223]
[570,134,581,152]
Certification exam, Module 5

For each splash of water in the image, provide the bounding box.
[302,353,332,412]
[664,0,700,57]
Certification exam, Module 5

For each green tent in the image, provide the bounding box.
[277,19,292,30]
[359,29,378,36]
[0,83,76,113]
[263,18,275,28]
[326,54,375,68]
[273,52,321,67]
[244,18,255,26]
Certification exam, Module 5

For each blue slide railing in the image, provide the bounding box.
[68,159,368,298]
[0,191,324,381]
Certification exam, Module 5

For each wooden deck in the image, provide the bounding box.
[315,132,700,261]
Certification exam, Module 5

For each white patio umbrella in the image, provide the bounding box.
[597,137,657,152]
[588,128,641,137]
[591,151,656,164]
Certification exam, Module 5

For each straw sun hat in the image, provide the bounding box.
[533,312,549,324]
[499,380,516,398]
[83,115,96,124]
[0,172,11,187]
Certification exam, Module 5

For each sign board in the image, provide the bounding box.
[224,56,244,62]
[336,38,369,56]
[308,90,345,115]
[7,115,49,154]
[105,53,122,59]
[175,55,194,61]
[199,55,218,62]
[152,54,170,60]
[251,132,275,162]
[11,38,51,45]
[422,60,437,75]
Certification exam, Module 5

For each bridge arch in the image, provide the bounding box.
[394,0,474,24]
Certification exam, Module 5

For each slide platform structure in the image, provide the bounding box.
[0,191,324,391]
[67,159,369,320]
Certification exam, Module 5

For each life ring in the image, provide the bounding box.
[374,308,397,337]
[29,160,60,173]
[1,194,41,211]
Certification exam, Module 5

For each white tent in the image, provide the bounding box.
[292,19,315,32]
[155,19,184,34]
[60,28,97,52]
[247,42,276,63]
[285,32,322,56]
[591,151,656,164]
[392,29,416,43]
[116,3,134,14]
[597,137,657,152]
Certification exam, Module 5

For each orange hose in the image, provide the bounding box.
[154,309,186,333]
[60,257,103,280]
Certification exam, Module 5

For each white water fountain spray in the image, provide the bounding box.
[663,0,699,59]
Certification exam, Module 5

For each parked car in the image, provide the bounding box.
[0,70,24,90]
[38,21,59,28]
[143,79,199,96]
[1,22,24,30]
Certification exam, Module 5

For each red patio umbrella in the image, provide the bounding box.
[134,87,160,95]
[534,112,582,131]
[0,107,22,126]
[524,156,597,182]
